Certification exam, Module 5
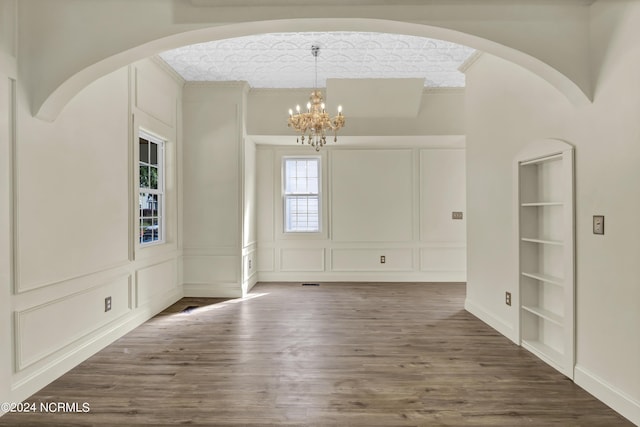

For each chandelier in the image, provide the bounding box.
[288,45,345,151]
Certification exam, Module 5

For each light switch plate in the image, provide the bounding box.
[593,215,604,235]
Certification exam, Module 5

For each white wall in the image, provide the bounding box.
[1,48,184,406]
[0,0,17,408]
[464,1,640,423]
[257,143,466,282]
[182,82,257,297]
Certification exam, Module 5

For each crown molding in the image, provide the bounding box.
[458,51,484,74]
[183,80,250,89]
[150,56,186,86]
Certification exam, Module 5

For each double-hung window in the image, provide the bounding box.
[283,157,320,233]
[139,131,165,245]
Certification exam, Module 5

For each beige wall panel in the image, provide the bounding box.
[136,259,177,307]
[183,85,241,249]
[182,255,239,284]
[17,69,130,291]
[280,248,324,272]
[420,247,466,272]
[134,61,177,127]
[331,149,413,242]
[257,248,274,272]
[256,148,275,242]
[420,149,466,243]
[16,275,131,370]
[331,248,413,272]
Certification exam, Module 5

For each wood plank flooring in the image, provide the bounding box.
[0,282,632,426]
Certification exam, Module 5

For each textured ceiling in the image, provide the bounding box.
[159,32,475,88]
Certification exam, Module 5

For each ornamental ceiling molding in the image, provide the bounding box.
[160,31,475,88]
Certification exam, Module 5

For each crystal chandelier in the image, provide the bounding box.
[288,45,345,151]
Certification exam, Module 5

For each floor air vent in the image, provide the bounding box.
[301,283,320,286]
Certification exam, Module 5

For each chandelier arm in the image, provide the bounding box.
[287,45,344,151]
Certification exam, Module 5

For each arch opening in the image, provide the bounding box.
[34,18,591,121]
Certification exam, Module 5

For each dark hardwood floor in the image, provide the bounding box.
[0,282,632,426]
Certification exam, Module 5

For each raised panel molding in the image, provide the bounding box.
[420,247,466,272]
[135,259,178,307]
[280,248,325,272]
[331,149,414,243]
[134,62,177,128]
[257,248,275,272]
[15,275,132,371]
[331,248,413,272]
[182,255,239,284]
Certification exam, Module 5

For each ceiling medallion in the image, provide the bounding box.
[287,45,345,151]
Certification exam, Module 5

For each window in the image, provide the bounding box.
[139,131,164,245]
[283,157,320,232]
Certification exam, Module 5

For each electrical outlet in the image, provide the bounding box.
[593,215,604,235]
[505,292,512,306]
[104,296,112,312]
[452,211,464,220]
[380,255,386,264]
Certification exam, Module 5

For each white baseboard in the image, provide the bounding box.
[183,282,242,298]
[9,287,183,404]
[575,365,640,426]
[257,271,466,283]
[464,298,517,344]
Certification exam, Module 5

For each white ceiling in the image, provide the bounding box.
[159,32,476,88]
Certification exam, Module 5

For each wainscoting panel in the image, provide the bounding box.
[15,275,132,370]
[182,255,239,285]
[331,248,414,272]
[136,259,178,307]
[420,247,466,272]
[134,61,177,128]
[257,248,275,272]
[280,248,325,272]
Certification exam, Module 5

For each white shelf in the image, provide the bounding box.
[517,141,574,380]
[521,272,563,287]
[521,305,563,326]
[521,237,563,246]
[521,202,563,207]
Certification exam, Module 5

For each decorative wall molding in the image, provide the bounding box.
[183,282,243,298]
[14,275,132,371]
[150,55,186,86]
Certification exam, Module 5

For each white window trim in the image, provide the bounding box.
[282,156,322,234]
[138,129,166,247]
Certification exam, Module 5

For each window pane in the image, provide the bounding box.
[296,177,307,194]
[150,166,158,190]
[140,165,149,188]
[284,158,319,195]
[307,160,318,177]
[152,218,159,241]
[285,195,319,232]
[150,142,158,166]
[139,138,149,164]
[296,161,306,179]
[308,177,318,194]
